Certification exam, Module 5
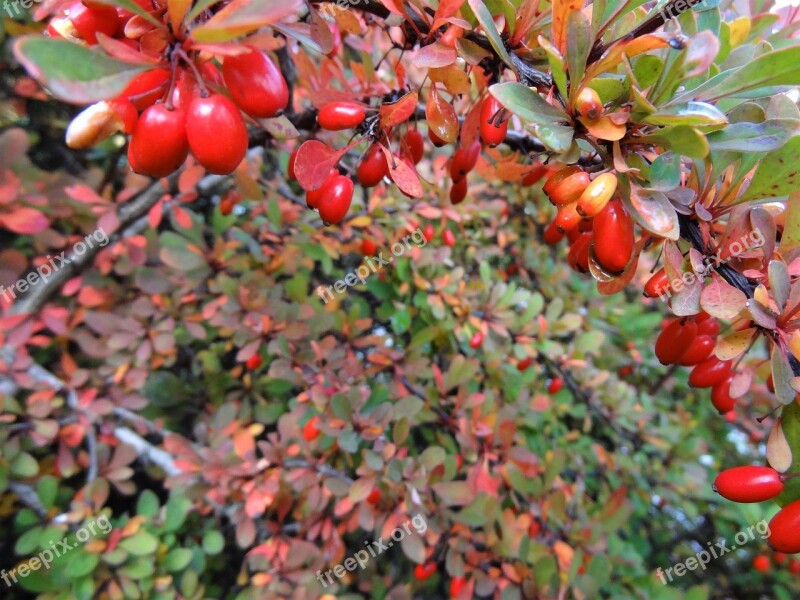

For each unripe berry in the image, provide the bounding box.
[592,199,634,273]
[654,320,698,365]
[713,466,783,503]
[318,101,366,130]
[66,99,134,149]
[186,94,248,175]
[222,46,288,118]
[129,105,189,178]
[576,172,617,217]
[575,87,602,119]
[480,95,508,148]
[317,175,354,224]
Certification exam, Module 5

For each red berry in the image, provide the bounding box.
[576,172,616,217]
[303,416,321,441]
[711,375,735,414]
[548,377,564,394]
[773,552,787,565]
[517,357,533,371]
[713,466,784,503]
[222,46,288,118]
[455,454,463,469]
[770,500,800,553]
[753,555,770,572]
[68,1,119,44]
[129,105,189,178]
[317,175,354,224]
[469,331,483,349]
[592,199,634,273]
[219,190,240,216]
[187,94,248,174]
[449,141,481,181]
[480,96,508,148]
[654,320,698,365]
[429,128,446,147]
[789,559,800,574]
[543,219,565,245]
[522,164,549,186]
[360,239,377,256]
[568,232,592,274]
[677,335,715,366]
[366,487,382,505]
[118,69,171,111]
[644,269,672,298]
[357,144,387,187]
[423,224,435,242]
[618,365,634,377]
[450,576,466,598]
[318,102,366,130]
[688,357,732,388]
[450,177,467,204]
[108,98,137,134]
[546,171,591,206]
[696,312,719,336]
[724,410,737,423]
[443,229,456,247]
[414,562,437,581]
[287,147,299,181]
[402,129,425,164]
[306,169,338,209]
[246,354,263,370]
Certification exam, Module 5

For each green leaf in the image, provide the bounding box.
[11,452,39,478]
[538,36,568,100]
[159,232,207,271]
[466,0,513,68]
[137,489,161,517]
[640,126,709,159]
[65,552,99,578]
[566,10,591,102]
[163,548,193,572]
[738,136,800,201]
[649,152,681,191]
[165,496,192,532]
[643,102,728,129]
[707,119,797,153]
[489,82,569,125]
[13,37,147,105]
[202,530,225,555]
[36,476,58,509]
[533,123,575,153]
[119,530,159,556]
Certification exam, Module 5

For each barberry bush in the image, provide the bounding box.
[1,0,800,598]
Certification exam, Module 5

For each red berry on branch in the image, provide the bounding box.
[68,1,119,44]
[450,576,466,598]
[592,199,634,273]
[677,334,715,366]
[306,169,339,209]
[554,203,582,234]
[713,466,784,503]
[548,377,564,394]
[360,239,377,256]
[287,147,299,181]
[789,559,800,574]
[696,312,719,336]
[318,102,366,131]
[769,500,800,553]
[480,95,508,148]
[644,269,672,298]
[577,172,617,217]
[443,229,456,247]
[402,129,425,164]
[654,320,698,365]
[129,105,189,178]
[429,128,447,147]
[366,487,382,505]
[711,375,736,414]
[517,357,533,371]
[423,224,435,242]
[357,144,388,188]
[303,416,321,441]
[222,46,288,118]
[543,219,565,244]
[414,562,437,581]
[118,68,171,111]
[568,232,592,274]
[753,555,770,572]
[450,141,481,181]
[245,354,263,370]
[450,177,468,205]
[688,357,732,388]
[773,552,787,565]
[317,175,354,224]
[186,94,248,175]
[469,331,484,349]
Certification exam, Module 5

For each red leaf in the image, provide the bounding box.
[379,90,418,128]
[413,43,457,69]
[295,140,348,192]
[173,205,192,229]
[148,200,164,229]
[0,207,49,234]
[381,148,423,198]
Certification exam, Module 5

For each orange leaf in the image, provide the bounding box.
[551,0,583,55]
[379,90,418,128]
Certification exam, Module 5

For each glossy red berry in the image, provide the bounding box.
[246,354,263,370]
[317,175,354,224]
[644,269,672,298]
[219,190,240,216]
[223,46,288,118]
[357,144,387,187]
[469,331,483,349]
[689,357,732,388]
[480,96,508,148]
[548,377,564,394]
[119,68,171,111]
[414,562,437,581]
[654,320,698,365]
[360,239,377,255]
[366,487,382,505]
[186,94,248,174]
[522,164,549,186]
[423,224,435,242]
[303,416,321,441]
[517,357,533,371]
[443,229,456,247]
[568,233,592,274]
[753,555,770,572]
[543,219,565,245]
[789,559,800,574]
[773,552,787,565]
[696,312,720,336]
[677,335,715,366]
[450,577,466,598]
[450,141,481,181]
[429,128,446,147]
[306,169,338,209]
[68,1,119,44]
[129,105,189,178]
[769,500,800,553]
[724,410,738,423]
[713,466,783,503]
[318,102,366,130]
[711,375,735,414]
[546,170,591,206]
[450,177,467,204]
[592,199,634,273]
[402,129,425,164]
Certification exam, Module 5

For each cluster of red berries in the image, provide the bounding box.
[653,313,736,412]
[753,551,800,573]
[714,465,800,554]
[538,167,632,276]
[57,2,290,177]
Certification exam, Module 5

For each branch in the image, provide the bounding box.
[283,459,354,484]
[114,426,181,477]
[9,480,49,520]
